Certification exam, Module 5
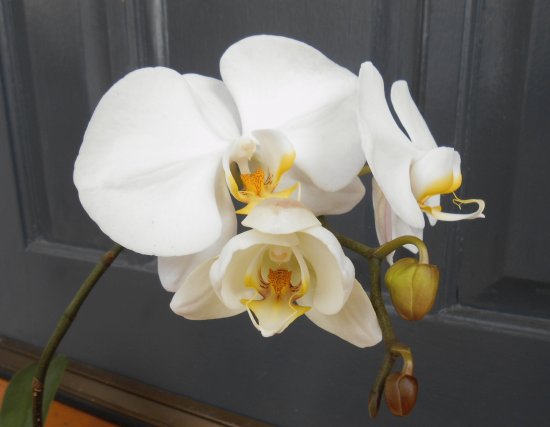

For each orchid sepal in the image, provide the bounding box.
[358,61,485,252]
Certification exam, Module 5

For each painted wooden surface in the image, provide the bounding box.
[1,1,549,426]
[0,379,118,427]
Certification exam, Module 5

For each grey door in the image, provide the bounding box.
[1,1,549,426]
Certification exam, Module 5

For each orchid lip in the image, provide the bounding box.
[421,195,486,221]
[241,244,311,336]
[415,170,485,222]
[223,132,299,214]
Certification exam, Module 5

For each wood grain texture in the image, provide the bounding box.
[0,338,270,427]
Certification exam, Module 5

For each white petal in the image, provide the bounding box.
[424,195,441,226]
[297,226,355,315]
[74,67,231,255]
[306,280,382,348]
[210,230,300,309]
[280,170,365,215]
[372,180,423,263]
[357,63,412,156]
[390,80,437,150]
[372,179,424,265]
[358,63,424,229]
[391,211,423,257]
[372,179,393,247]
[183,74,241,140]
[170,257,244,320]
[410,147,461,201]
[158,172,237,292]
[281,94,365,191]
[220,35,357,132]
[158,256,196,293]
[242,199,320,235]
[251,129,296,183]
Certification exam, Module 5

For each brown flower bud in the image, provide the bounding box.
[384,372,418,416]
[385,258,439,320]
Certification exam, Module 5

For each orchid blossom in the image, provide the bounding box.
[357,62,485,259]
[168,199,382,348]
[73,36,365,284]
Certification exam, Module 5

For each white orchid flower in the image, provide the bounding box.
[168,199,381,348]
[357,62,485,259]
[74,35,366,288]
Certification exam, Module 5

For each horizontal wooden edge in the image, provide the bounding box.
[380,288,550,341]
[27,241,550,342]
[437,304,550,342]
[25,239,157,274]
[0,337,271,427]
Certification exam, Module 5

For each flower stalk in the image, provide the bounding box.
[31,221,424,424]
[32,244,123,427]
[320,216,420,417]
[373,236,429,264]
[366,257,416,417]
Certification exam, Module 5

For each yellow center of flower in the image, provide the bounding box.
[262,268,294,298]
[226,142,299,215]
[241,247,310,337]
[240,168,268,197]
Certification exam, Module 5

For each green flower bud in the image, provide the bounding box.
[384,372,418,416]
[385,258,439,320]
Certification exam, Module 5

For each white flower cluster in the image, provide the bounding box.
[74,35,484,347]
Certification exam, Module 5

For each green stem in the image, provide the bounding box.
[334,231,375,258]
[317,216,375,257]
[366,258,414,417]
[318,217,418,417]
[367,257,396,417]
[368,258,395,344]
[368,350,397,417]
[391,343,414,375]
[32,244,124,427]
[373,235,429,264]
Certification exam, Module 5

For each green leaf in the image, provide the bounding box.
[0,355,68,427]
[41,355,68,422]
[0,363,35,427]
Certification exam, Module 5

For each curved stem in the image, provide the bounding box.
[366,258,415,417]
[368,258,395,344]
[319,216,418,417]
[367,257,395,417]
[334,231,375,258]
[372,235,429,264]
[318,216,375,257]
[391,343,414,376]
[368,350,396,417]
[32,244,124,427]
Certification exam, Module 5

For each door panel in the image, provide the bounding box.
[1,1,549,426]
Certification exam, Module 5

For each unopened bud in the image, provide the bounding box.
[384,372,418,416]
[385,258,439,320]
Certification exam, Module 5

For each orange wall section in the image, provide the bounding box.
[0,379,118,427]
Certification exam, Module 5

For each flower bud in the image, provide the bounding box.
[385,258,439,320]
[384,372,418,416]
